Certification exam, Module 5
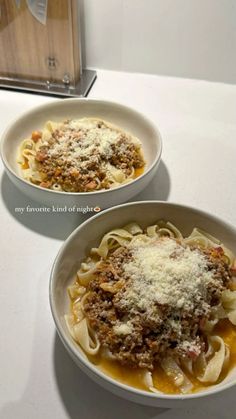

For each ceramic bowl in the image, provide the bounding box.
[0,99,162,209]
[49,201,236,407]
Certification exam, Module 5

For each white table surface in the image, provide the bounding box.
[0,70,236,419]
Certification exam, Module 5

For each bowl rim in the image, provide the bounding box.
[0,97,162,197]
[49,200,236,401]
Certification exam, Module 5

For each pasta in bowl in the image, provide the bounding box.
[50,202,236,407]
[1,99,161,208]
[17,118,145,192]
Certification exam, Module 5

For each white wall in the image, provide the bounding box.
[80,0,236,84]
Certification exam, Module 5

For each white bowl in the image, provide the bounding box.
[0,99,162,209]
[49,201,236,407]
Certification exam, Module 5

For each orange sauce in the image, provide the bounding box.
[215,319,236,366]
[21,160,29,170]
[88,319,236,394]
[134,166,145,179]
[88,354,148,391]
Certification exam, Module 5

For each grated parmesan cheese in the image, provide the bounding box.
[113,322,133,336]
[121,237,214,313]
[46,118,139,167]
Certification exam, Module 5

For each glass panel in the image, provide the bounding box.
[0,0,81,88]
